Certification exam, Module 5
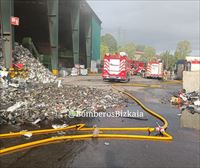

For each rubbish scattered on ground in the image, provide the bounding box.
[104,142,110,146]
[8,83,20,88]
[170,96,179,105]
[57,131,66,135]
[194,100,200,106]
[0,69,8,78]
[52,124,68,129]
[57,80,62,87]
[93,125,99,137]
[0,42,125,126]
[0,84,126,125]
[7,102,26,112]
[0,43,57,85]
[32,118,41,125]
[170,89,200,114]
[23,132,33,138]
[13,43,57,83]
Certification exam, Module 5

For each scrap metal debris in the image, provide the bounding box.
[6,101,26,112]
[0,42,126,125]
[0,43,56,85]
[0,84,126,125]
[13,43,57,83]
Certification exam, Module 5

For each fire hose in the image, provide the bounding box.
[0,82,176,156]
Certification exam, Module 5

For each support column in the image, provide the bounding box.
[71,0,80,65]
[85,15,91,68]
[47,0,59,75]
[1,0,14,69]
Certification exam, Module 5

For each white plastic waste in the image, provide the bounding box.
[194,100,200,106]
[80,69,88,76]
[7,102,26,112]
[52,124,68,129]
[58,80,62,87]
[104,142,110,146]
[9,83,20,88]
[71,67,79,76]
[180,94,187,101]
[23,132,32,138]
[92,125,99,137]
[32,118,41,125]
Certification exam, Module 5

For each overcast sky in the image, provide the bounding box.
[87,0,200,56]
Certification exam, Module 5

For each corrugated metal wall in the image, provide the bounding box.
[91,16,101,61]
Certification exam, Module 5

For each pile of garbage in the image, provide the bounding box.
[0,83,127,125]
[170,89,200,114]
[0,42,127,126]
[0,42,57,85]
[14,43,56,83]
[160,90,180,104]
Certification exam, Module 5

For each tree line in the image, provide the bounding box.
[100,33,192,70]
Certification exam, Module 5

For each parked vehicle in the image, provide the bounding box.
[102,52,131,82]
[129,60,145,75]
[144,61,163,79]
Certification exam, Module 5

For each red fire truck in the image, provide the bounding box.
[144,61,163,79]
[102,52,131,82]
[129,60,145,75]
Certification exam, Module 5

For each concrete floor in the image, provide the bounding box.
[0,76,199,168]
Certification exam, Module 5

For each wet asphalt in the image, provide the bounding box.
[0,80,200,168]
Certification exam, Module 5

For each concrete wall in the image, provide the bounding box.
[183,71,200,92]
[181,110,200,130]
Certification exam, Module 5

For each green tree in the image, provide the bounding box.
[100,44,109,60]
[175,40,191,60]
[136,44,145,52]
[118,42,136,60]
[160,50,177,70]
[101,33,118,54]
[142,46,156,62]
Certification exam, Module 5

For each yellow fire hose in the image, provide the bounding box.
[111,84,169,129]
[0,124,85,139]
[0,81,178,156]
[0,133,172,156]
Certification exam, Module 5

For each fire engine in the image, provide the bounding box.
[129,60,145,75]
[144,61,163,79]
[102,52,131,82]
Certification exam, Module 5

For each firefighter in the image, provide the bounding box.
[163,69,168,81]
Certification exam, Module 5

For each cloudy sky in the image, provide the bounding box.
[87,0,200,55]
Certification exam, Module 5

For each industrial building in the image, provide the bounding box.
[0,0,101,74]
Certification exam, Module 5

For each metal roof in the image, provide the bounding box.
[80,0,102,24]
